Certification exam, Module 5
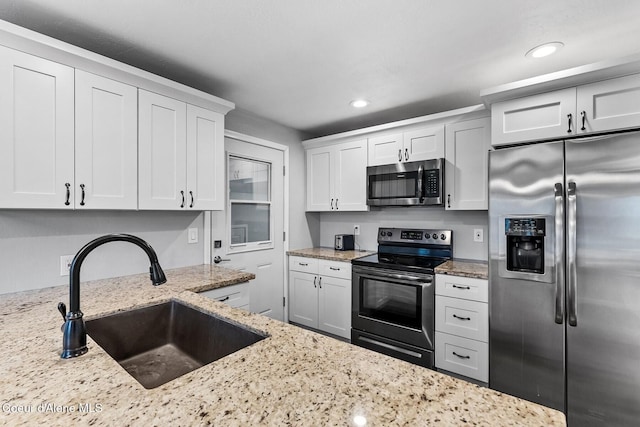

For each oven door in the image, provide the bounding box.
[352,265,434,350]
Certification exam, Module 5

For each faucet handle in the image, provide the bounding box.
[57,302,67,321]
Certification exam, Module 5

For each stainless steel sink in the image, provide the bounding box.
[86,300,267,389]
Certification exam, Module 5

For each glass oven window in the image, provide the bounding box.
[359,278,421,329]
[369,171,418,199]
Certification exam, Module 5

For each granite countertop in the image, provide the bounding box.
[435,259,489,280]
[287,247,375,262]
[0,264,564,426]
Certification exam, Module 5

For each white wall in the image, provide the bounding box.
[0,210,204,295]
[319,209,488,261]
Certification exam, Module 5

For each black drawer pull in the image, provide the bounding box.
[453,314,471,321]
[453,351,470,360]
[329,267,340,271]
[219,296,230,302]
[452,284,470,290]
[299,262,308,266]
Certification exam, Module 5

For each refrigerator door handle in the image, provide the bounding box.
[554,183,565,324]
[567,181,578,327]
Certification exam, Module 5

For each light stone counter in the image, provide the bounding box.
[0,264,564,426]
[435,259,489,280]
[287,247,375,262]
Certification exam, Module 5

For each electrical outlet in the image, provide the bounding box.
[354,225,360,235]
[60,255,74,276]
[473,228,484,243]
[188,228,198,244]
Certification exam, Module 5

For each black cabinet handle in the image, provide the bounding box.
[404,148,409,161]
[79,184,85,206]
[219,296,230,302]
[447,194,451,208]
[64,183,71,206]
[398,149,402,162]
[189,191,194,208]
[580,111,586,131]
[319,277,322,288]
[452,284,470,290]
[330,198,334,210]
[329,267,340,271]
[453,351,470,360]
[180,190,185,208]
[335,198,339,210]
[313,277,317,288]
[567,113,573,133]
[453,314,471,321]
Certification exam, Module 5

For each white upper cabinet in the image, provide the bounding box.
[403,126,445,161]
[306,139,368,212]
[491,88,576,146]
[75,70,138,209]
[577,73,640,134]
[0,45,75,209]
[368,126,444,166]
[186,105,224,210]
[492,73,640,146]
[139,91,224,211]
[445,117,491,210]
[138,90,188,210]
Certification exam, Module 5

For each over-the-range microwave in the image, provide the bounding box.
[366,158,444,207]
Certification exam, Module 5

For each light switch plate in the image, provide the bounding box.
[188,228,198,244]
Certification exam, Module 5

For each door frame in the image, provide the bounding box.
[203,129,290,322]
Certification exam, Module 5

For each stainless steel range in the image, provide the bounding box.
[351,227,452,368]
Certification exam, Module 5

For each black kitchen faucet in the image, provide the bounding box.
[56,234,166,359]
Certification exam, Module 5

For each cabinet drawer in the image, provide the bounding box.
[199,282,250,308]
[435,274,488,302]
[289,256,319,273]
[318,260,351,280]
[435,296,488,342]
[435,332,488,382]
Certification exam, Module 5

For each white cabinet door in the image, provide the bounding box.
[289,271,318,329]
[0,45,74,209]
[75,70,138,209]
[577,73,640,134]
[186,104,224,210]
[445,117,491,210]
[403,125,445,161]
[306,146,333,211]
[334,139,368,211]
[368,133,402,166]
[317,275,351,339]
[491,88,576,146]
[138,90,187,210]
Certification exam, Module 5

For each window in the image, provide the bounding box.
[228,156,273,250]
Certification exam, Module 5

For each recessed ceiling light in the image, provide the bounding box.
[350,99,369,108]
[525,42,564,59]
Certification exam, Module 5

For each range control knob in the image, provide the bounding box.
[380,231,386,237]
[440,234,446,240]
[432,233,438,239]
[387,232,393,237]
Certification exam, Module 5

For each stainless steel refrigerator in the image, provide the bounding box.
[489,131,640,426]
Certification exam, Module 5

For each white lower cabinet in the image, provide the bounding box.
[289,256,351,339]
[199,282,250,310]
[435,274,488,383]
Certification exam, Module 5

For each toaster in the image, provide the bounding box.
[334,234,355,251]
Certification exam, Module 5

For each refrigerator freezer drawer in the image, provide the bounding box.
[435,332,488,382]
[435,295,488,342]
[435,274,488,303]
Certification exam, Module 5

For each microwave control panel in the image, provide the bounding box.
[425,169,439,197]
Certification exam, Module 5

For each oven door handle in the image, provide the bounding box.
[356,269,432,284]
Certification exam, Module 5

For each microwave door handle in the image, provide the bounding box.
[417,164,424,203]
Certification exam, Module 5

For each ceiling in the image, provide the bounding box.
[1,1,640,138]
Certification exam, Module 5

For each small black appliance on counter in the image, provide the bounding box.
[334,234,355,251]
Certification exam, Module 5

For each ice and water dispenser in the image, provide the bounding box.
[505,218,546,274]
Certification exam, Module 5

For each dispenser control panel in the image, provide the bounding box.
[505,218,546,236]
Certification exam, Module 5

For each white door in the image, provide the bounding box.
[75,70,138,209]
[0,45,74,209]
[223,137,285,321]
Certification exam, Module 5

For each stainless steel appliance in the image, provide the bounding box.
[489,131,640,426]
[367,159,444,207]
[351,227,452,368]
[334,234,354,251]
